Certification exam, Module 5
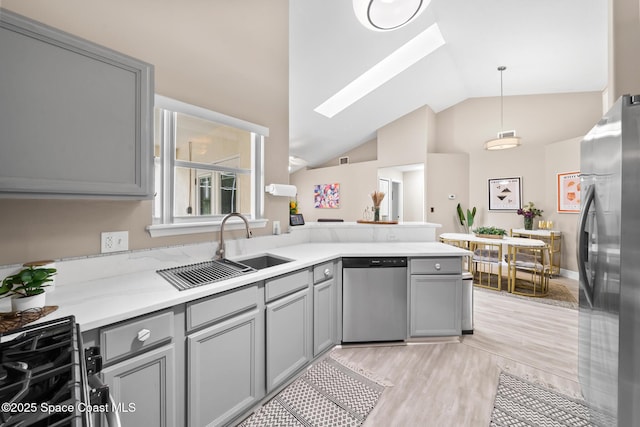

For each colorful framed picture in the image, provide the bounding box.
[488,177,521,211]
[557,171,581,213]
[314,183,340,209]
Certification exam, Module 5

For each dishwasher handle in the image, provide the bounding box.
[342,257,407,268]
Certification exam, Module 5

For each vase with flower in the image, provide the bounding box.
[517,201,543,230]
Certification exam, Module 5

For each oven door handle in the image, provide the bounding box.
[88,375,122,427]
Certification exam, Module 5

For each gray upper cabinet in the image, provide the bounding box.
[0,9,154,198]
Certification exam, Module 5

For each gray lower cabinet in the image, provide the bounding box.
[187,309,263,426]
[410,275,462,336]
[265,269,313,393]
[313,261,339,356]
[186,284,265,427]
[102,345,176,426]
[313,279,337,356]
[95,308,181,427]
[410,257,463,337]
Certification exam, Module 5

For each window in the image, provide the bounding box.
[148,96,268,237]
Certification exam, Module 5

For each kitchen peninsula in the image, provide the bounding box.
[0,222,470,426]
[0,222,465,330]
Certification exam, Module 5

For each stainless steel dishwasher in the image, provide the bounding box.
[342,257,408,342]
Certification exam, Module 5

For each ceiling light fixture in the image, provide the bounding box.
[484,66,521,151]
[353,0,432,31]
[314,23,445,118]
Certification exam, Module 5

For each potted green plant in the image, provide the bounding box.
[0,266,56,312]
[456,203,476,234]
[473,226,507,239]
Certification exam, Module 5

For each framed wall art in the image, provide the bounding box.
[557,171,580,213]
[314,183,340,208]
[488,177,521,211]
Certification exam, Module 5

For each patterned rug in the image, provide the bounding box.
[238,354,388,427]
[491,372,615,426]
[475,280,578,310]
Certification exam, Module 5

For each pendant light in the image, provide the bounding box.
[484,66,521,150]
[353,0,431,31]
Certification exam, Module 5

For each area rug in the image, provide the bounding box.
[238,354,389,427]
[475,280,578,310]
[491,371,614,427]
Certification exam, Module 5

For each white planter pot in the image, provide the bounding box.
[11,292,46,312]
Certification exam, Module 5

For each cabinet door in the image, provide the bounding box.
[266,287,312,392]
[187,308,263,427]
[313,278,337,356]
[0,10,153,199]
[102,345,175,427]
[410,275,462,336]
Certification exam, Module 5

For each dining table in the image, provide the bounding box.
[439,232,549,294]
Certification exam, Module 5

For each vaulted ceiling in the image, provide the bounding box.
[289,0,608,169]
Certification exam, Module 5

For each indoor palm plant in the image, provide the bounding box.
[456,203,476,234]
[0,266,56,311]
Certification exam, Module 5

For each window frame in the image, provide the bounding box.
[147,95,267,237]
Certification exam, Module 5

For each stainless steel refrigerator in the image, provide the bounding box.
[578,94,640,427]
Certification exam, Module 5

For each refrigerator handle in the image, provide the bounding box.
[577,184,595,308]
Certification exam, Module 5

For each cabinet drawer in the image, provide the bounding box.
[187,284,259,332]
[101,310,174,364]
[313,261,335,284]
[266,269,310,302]
[410,257,462,275]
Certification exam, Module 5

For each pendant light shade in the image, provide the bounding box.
[484,136,520,150]
[484,66,521,150]
[353,0,431,31]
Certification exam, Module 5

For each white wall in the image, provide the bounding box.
[544,137,582,272]
[292,104,436,222]
[319,139,377,167]
[426,153,469,232]
[290,161,378,222]
[377,105,432,167]
[610,0,640,101]
[403,169,425,221]
[435,92,603,153]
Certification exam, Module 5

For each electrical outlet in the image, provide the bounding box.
[101,231,129,253]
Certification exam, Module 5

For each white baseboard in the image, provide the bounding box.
[560,269,578,280]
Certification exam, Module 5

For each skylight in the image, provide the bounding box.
[314,23,445,118]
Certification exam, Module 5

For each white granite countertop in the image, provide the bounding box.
[1,240,469,333]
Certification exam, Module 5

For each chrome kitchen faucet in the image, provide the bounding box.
[216,212,252,259]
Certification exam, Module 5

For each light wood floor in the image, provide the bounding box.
[333,277,581,427]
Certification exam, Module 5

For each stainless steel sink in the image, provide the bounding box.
[157,259,255,291]
[157,254,292,291]
[233,254,292,270]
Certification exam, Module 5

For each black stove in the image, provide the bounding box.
[0,316,106,427]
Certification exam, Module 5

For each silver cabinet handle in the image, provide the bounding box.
[137,329,151,342]
[324,268,331,277]
[434,263,441,271]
